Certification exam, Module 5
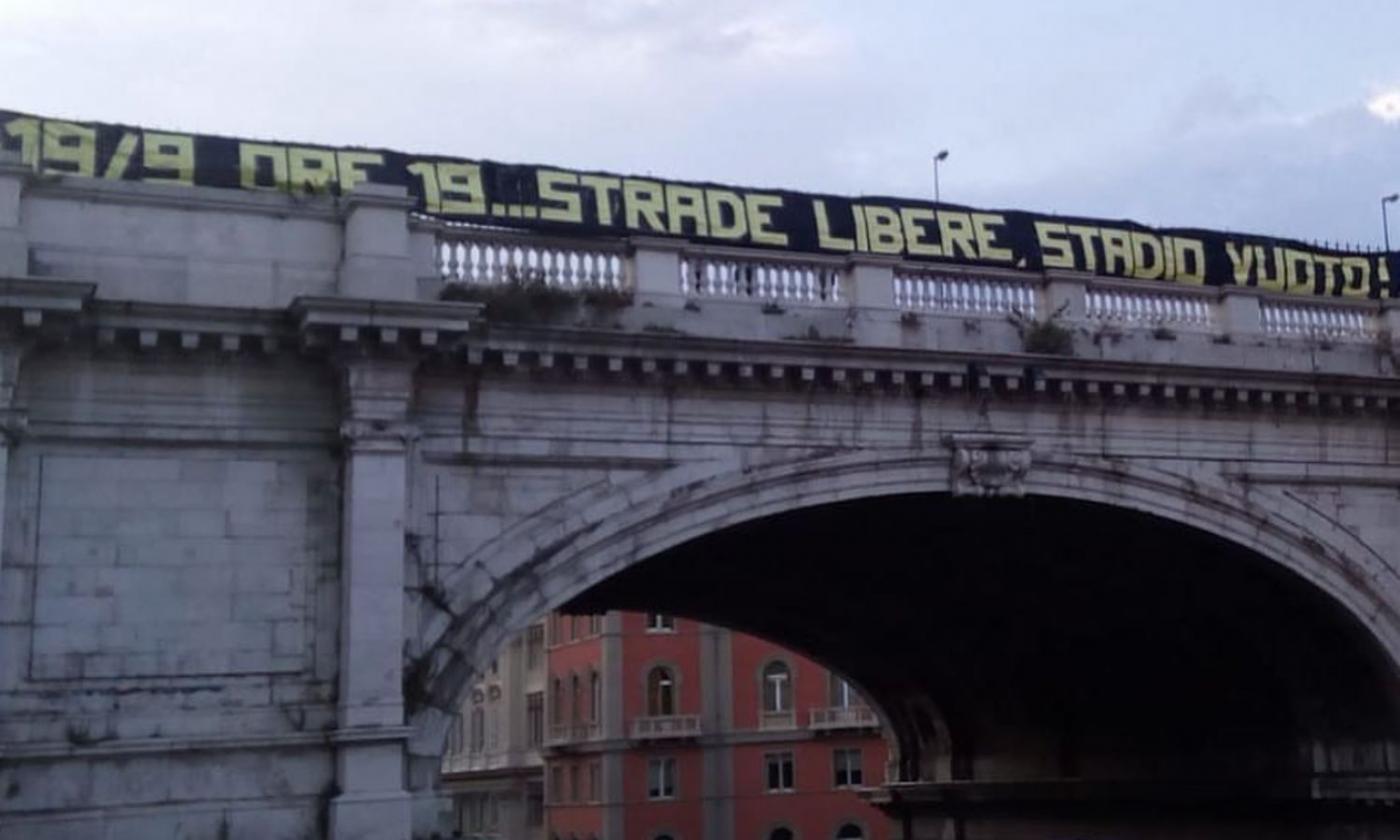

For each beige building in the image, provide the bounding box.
[441,620,548,839]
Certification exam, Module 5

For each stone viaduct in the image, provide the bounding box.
[2,149,1400,838]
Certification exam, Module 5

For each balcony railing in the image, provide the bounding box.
[810,705,880,731]
[430,225,1395,347]
[545,721,600,747]
[759,710,797,731]
[630,714,702,740]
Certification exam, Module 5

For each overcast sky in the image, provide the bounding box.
[3,0,1398,246]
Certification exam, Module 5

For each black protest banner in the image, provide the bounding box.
[3,109,1393,298]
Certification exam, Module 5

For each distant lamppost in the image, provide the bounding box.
[1384,194,1399,251]
[934,150,949,204]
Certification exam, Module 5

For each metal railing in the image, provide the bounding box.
[810,705,880,731]
[630,714,702,740]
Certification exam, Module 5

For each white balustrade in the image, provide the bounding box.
[809,705,879,731]
[1260,299,1377,341]
[436,225,628,291]
[1085,285,1213,330]
[894,269,1037,317]
[630,714,702,740]
[681,253,843,304]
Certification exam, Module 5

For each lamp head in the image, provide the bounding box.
[1385,194,1399,204]
[935,150,949,162]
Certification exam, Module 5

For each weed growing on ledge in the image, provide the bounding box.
[1009,303,1074,356]
[440,267,633,323]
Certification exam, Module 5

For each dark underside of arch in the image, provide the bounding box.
[565,493,1400,827]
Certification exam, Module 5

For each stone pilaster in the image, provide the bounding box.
[328,355,418,840]
[0,150,32,278]
[340,184,418,301]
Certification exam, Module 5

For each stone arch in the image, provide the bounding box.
[408,448,1400,769]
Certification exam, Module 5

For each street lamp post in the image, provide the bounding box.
[1384,194,1398,251]
[934,149,949,204]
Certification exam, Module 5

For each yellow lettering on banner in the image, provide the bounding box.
[937,212,977,260]
[102,132,139,180]
[1340,257,1371,298]
[970,213,1013,262]
[853,206,869,252]
[240,143,289,190]
[337,151,384,193]
[1171,238,1206,284]
[142,132,194,186]
[1255,246,1285,292]
[1101,228,1133,275]
[814,200,854,250]
[1314,254,1342,296]
[407,161,440,212]
[1224,242,1253,284]
[288,148,336,194]
[706,190,747,240]
[1129,232,1163,280]
[864,206,904,254]
[1379,258,1392,298]
[438,162,487,214]
[665,184,708,237]
[1065,226,1099,272]
[623,179,666,232]
[899,207,941,256]
[1034,222,1075,269]
[42,121,96,177]
[579,175,621,226]
[2,117,40,167]
[537,170,582,223]
[1283,248,1314,294]
[745,194,788,246]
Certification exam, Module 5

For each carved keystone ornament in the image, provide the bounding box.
[944,434,1033,497]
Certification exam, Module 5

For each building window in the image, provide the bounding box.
[588,613,602,635]
[765,751,795,792]
[552,677,565,725]
[835,823,864,839]
[469,705,485,754]
[549,612,563,646]
[648,756,677,799]
[654,835,676,840]
[570,614,581,641]
[588,759,601,802]
[527,691,544,748]
[569,763,580,803]
[829,674,860,708]
[570,673,582,723]
[550,766,564,804]
[762,661,792,713]
[769,828,796,840]
[527,623,545,668]
[589,670,602,722]
[525,786,544,826]
[449,712,464,753]
[646,666,676,716]
[645,612,675,632]
[833,748,863,787]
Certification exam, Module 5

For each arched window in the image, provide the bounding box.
[647,666,676,716]
[769,828,796,840]
[835,824,863,840]
[552,677,564,725]
[570,673,582,723]
[469,705,485,753]
[762,661,792,713]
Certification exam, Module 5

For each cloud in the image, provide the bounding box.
[1366,89,1400,124]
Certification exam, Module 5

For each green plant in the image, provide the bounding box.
[581,286,634,310]
[440,267,578,323]
[1010,303,1074,356]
